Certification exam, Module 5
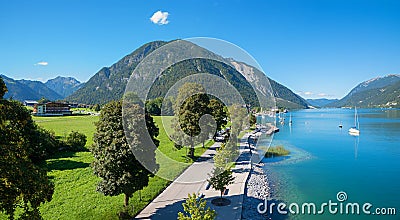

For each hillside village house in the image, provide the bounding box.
[33,102,72,116]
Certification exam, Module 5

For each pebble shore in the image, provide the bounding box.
[242,163,273,220]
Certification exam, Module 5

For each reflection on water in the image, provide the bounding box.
[353,135,359,159]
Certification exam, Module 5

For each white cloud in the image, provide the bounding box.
[35,61,48,66]
[150,10,170,25]
[298,91,333,98]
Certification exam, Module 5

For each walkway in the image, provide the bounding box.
[135,134,253,220]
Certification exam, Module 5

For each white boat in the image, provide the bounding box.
[289,113,292,125]
[349,107,360,135]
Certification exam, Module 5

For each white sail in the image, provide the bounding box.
[349,107,360,135]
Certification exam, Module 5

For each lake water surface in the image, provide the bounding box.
[258,108,400,220]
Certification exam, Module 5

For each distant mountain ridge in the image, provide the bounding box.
[1,75,45,101]
[328,74,400,108]
[307,98,339,107]
[0,74,81,101]
[18,79,63,101]
[347,74,400,97]
[67,40,309,109]
[45,76,82,98]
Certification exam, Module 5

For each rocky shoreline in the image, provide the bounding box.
[242,162,272,220]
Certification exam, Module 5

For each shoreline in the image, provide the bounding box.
[240,132,273,220]
[242,162,272,220]
[241,130,274,220]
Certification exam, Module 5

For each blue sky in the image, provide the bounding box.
[1,0,399,99]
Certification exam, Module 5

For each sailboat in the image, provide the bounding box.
[349,107,360,135]
[278,112,284,124]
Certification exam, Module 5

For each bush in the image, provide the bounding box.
[29,127,61,162]
[66,131,87,151]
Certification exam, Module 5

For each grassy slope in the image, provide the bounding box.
[1,115,210,219]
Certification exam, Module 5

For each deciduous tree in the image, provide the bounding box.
[0,80,54,220]
[178,193,216,220]
[91,98,159,208]
[212,144,231,170]
[208,167,235,199]
[93,104,101,112]
[0,77,7,98]
[208,99,227,138]
[145,97,163,116]
[172,83,211,158]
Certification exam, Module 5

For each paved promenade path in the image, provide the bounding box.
[135,134,253,220]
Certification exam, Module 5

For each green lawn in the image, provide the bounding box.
[33,115,99,148]
[1,115,211,219]
[153,116,213,180]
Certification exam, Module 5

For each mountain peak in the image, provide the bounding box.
[67,40,169,104]
[328,74,400,108]
[45,76,82,98]
[66,40,309,109]
[1,74,63,101]
[362,74,399,87]
[0,74,82,101]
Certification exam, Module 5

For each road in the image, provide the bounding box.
[135,134,252,220]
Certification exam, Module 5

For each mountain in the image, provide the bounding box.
[18,79,63,101]
[0,74,82,102]
[328,74,400,108]
[45,76,82,98]
[0,74,63,101]
[147,58,259,107]
[347,74,400,96]
[230,61,309,109]
[1,75,40,101]
[67,41,167,104]
[67,40,309,109]
[307,98,339,107]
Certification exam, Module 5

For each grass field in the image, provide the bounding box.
[1,115,211,219]
[32,115,99,148]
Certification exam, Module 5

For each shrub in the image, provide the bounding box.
[66,131,87,151]
[29,127,60,162]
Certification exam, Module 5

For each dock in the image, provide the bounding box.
[255,123,279,136]
[265,126,279,135]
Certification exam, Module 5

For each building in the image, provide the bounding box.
[33,102,72,116]
[23,100,38,107]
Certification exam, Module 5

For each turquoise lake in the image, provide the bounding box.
[258,108,400,220]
